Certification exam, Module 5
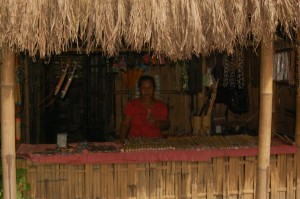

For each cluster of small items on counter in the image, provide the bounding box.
[32,134,293,156]
[122,135,259,152]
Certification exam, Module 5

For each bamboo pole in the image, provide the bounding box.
[295,30,300,199]
[24,57,30,143]
[256,37,274,199]
[1,49,17,199]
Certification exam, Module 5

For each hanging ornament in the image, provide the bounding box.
[182,61,189,91]
[143,54,151,64]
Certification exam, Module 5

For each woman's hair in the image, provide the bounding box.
[138,75,156,89]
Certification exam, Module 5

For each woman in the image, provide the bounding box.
[120,75,170,139]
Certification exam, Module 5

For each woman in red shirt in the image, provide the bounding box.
[120,75,170,139]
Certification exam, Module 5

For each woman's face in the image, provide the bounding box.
[139,80,155,100]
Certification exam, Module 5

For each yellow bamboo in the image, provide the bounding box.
[256,36,274,199]
[295,29,300,199]
[1,49,17,199]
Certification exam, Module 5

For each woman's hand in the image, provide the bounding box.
[146,109,156,125]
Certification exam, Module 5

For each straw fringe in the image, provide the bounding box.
[0,0,299,60]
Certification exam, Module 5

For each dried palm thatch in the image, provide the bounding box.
[0,0,299,60]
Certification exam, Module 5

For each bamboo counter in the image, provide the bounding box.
[17,135,296,199]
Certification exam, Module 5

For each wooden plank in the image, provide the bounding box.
[228,157,240,199]
[157,162,164,198]
[197,161,206,199]
[166,161,175,198]
[113,164,120,198]
[108,164,115,199]
[270,159,279,199]
[206,161,214,199]
[238,158,244,198]
[95,165,101,198]
[29,163,37,199]
[101,164,108,198]
[79,165,84,198]
[60,165,67,199]
[213,157,224,197]
[136,163,147,199]
[85,164,92,198]
[149,163,157,199]
[67,165,72,199]
[287,156,294,199]
[244,157,256,199]
[191,162,198,199]
[278,155,287,199]
[37,164,45,198]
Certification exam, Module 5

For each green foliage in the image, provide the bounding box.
[0,165,30,199]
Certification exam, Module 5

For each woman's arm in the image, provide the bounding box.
[119,115,131,139]
[147,113,170,131]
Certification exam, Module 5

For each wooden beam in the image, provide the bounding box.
[256,37,274,199]
[1,49,17,199]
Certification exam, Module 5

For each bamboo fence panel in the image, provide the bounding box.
[17,154,296,199]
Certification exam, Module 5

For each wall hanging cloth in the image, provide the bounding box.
[188,56,202,94]
[215,49,249,114]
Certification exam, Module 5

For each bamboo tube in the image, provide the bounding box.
[192,116,202,134]
[256,36,274,199]
[1,49,17,199]
[295,29,300,199]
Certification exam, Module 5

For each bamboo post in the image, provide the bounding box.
[295,30,300,199]
[24,57,30,143]
[1,49,17,199]
[256,36,274,199]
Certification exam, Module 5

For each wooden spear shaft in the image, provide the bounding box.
[256,37,274,199]
[1,49,17,199]
[295,30,300,198]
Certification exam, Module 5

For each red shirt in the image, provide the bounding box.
[125,98,168,138]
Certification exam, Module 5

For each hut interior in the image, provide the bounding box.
[18,34,296,144]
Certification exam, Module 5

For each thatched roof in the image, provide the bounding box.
[1,0,299,60]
